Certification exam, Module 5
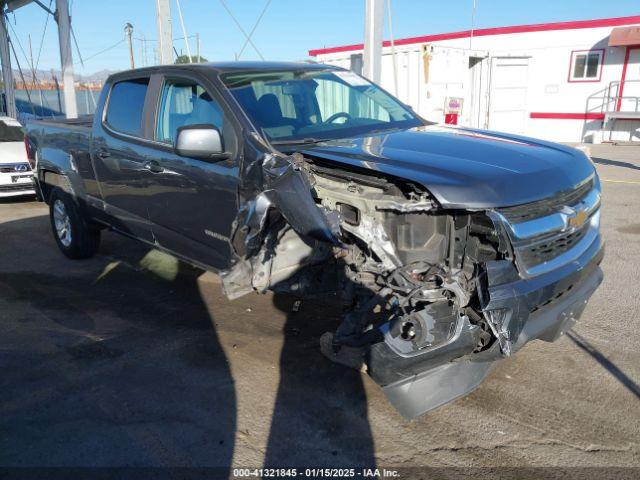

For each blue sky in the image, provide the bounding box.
[7,0,640,75]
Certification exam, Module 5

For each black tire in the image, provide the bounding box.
[49,189,100,259]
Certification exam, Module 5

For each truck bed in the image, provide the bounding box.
[28,114,94,131]
[25,115,95,190]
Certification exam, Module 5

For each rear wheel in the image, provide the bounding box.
[49,190,100,259]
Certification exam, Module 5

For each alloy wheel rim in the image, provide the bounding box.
[53,199,72,247]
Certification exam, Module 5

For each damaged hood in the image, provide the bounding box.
[294,125,596,209]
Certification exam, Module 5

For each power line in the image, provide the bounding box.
[34,0,53,71]
[175,0,192,61]
[134,35,198,42]
[6,30,36,116]
[70,26,84,68]
[74,39,126,65]
[5,16,33,72]
[4,12,48,112]
[218,0,265,60]
[237,0,272,60]
[5,10,55,114]
[66,0,84,67]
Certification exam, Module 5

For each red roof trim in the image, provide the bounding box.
[308,15,640,56]
[530,112,605,120]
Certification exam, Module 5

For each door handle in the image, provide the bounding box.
[143,160,164,174]
[96,149,110,159]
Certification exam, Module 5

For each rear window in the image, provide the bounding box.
[0,120,24,142]
[105,78,149,136]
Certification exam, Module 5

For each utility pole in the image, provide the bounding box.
[0,11,17,118]
[155,0,173,64]
[175,0,191,62]
[196,32,200,63]
[28,34,34,76]
[363,0,384,84]
[140,33,147,67]
[124,23,134,69]
[51,69,62,113]
[55,0,78,119]
[470,0,477,49]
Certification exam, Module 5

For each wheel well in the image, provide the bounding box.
[40,170,70,204]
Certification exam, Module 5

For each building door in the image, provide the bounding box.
[488,57,530,135]
[612,48,640,142]
[620,48,640,112]
[468,56,486,129]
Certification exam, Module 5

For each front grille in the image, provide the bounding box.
[496,176,600,276]
[519,225,590,266]
[499,177,594,223]
[0,163,32,173]
[0,184,34,193]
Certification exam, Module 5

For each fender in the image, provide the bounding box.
[40,170,75,199]
[35,147,85,203]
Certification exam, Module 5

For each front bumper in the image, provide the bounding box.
[367,233,604,419]
[0,171,36,198]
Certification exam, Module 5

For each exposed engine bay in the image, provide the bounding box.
[221,150,512,368]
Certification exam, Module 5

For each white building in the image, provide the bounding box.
[309,15,640,143]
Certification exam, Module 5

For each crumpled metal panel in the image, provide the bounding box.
[221,151,341,299]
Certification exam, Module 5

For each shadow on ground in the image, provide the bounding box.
[265,293,375,467]
[592,156,640,172]
[567,330,640,399]
[0,215,236,469]
[0,213,377,469]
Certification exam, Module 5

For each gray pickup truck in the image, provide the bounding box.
[24,61,603,418]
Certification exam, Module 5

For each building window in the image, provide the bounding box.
[569,50,604,82]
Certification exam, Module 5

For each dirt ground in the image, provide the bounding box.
[0,144,638,477]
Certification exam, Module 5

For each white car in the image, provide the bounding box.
[0,116,35,198]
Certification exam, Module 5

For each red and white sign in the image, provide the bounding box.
[445,97,464,115]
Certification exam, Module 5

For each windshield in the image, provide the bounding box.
[0,120,24,142]
[222,69,422,143]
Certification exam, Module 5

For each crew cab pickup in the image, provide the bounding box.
[25,62,604,418]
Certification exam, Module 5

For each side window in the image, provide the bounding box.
[105,78,149,136]
[156,78,225,144]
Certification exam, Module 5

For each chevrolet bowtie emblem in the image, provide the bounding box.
[568,210,588,229]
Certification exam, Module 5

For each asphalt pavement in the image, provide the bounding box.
[0,144,638,476]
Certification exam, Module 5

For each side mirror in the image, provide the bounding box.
[174,124,229,160]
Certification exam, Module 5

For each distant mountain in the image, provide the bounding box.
[82,69,119,83]
[12,68,119,85]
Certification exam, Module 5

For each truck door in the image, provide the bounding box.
[139,73,240,270]
[91,76,156,241]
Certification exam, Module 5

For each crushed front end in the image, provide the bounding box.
[222,148,604,419]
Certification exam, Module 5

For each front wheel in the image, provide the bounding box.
[49,190,100,259]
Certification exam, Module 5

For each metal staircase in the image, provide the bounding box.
[600,80,640,142]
